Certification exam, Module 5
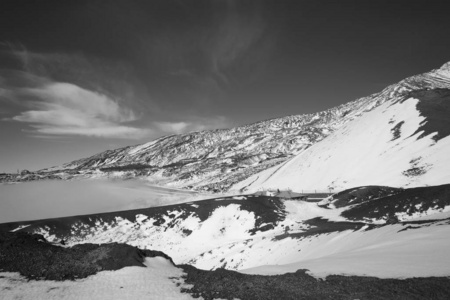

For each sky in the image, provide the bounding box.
[1,0,450,172]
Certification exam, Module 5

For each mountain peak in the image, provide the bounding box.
[439,61,450,71]
[432,61,450,78]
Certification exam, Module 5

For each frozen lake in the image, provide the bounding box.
[0,179,212,223]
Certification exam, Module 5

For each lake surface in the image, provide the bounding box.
[0,179,212,223]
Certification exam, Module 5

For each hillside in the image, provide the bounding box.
[233,87,450,192]
[2,184,449,278]
[2,62,450,192]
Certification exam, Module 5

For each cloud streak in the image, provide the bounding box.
[0,48,152,139]
[0,20,246,141]
[10,82,149,138]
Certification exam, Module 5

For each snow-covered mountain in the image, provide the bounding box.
[3,62,450,192]
[2,184,450,278]
[231,63,450,192]
[233,87,450,192]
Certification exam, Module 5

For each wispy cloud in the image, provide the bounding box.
[1,64,229,139]
[9,82,149,139]
[1,29,247,141]
[0,48,151,139]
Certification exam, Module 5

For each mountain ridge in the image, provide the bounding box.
[2,62,450,192]
[233,88,450,192]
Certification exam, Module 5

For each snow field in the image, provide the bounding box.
[49,205,258,265]
[233,98,450,192]
[241,220,450,278]
[0,257,196,300]
[22,197,450,278]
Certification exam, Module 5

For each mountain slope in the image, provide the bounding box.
[232,87,450,192]
[3,62,450,192]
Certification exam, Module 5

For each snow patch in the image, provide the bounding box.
[241,221,450,278]
[0,257,195,300]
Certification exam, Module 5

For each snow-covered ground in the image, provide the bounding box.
[2,187,450,300]
[233,97,450,192]
[0,257,196,300]
[11,193,450,279]
[241,220,450,278]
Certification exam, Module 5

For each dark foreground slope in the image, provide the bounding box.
[181,266,450,300]
[1,231,450,300]
[0,231,172,281]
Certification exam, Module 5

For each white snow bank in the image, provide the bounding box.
[58,204,258,266]
[241,221,450,278]
[282,200,347,222]
[395,205,450,221]
[0,257,196,300]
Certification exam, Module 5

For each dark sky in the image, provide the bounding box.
[1,0,450,172]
